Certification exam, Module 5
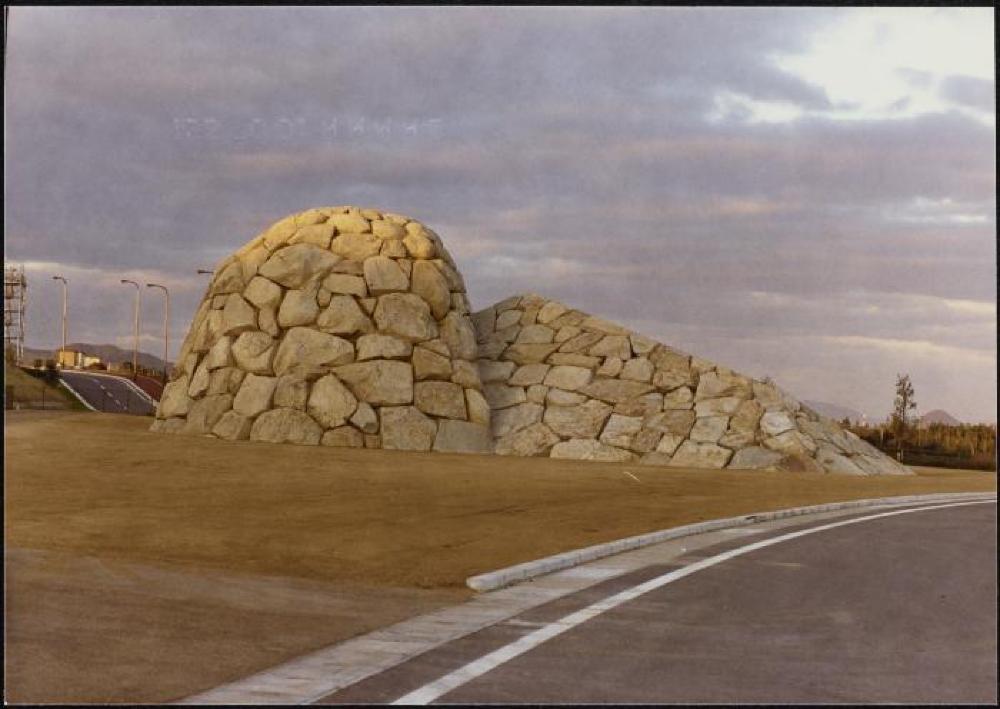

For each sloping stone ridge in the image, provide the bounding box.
[471,293,910,475]
[152,206,907,476]
[151,206,491,454]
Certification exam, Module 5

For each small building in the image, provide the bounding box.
[56,349,102,369]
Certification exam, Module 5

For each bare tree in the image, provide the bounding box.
[891,373,917,459]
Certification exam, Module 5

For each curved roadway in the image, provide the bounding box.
[59,370,157,416]
[323,501,997,705]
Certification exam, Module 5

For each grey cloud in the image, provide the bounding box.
[939,74,994,113]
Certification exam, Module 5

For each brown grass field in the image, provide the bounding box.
[4,411,995,703]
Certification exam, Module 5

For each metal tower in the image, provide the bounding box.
[4,264,27,364]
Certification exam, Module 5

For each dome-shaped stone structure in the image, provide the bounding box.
[152,206,492,454]
[471,293,910,475]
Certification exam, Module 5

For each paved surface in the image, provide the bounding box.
[60,370,156,415]
[320,501,996,705]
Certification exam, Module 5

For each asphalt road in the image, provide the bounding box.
[323,501,997,705]
[59,371,156,416]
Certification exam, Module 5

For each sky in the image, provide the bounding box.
[4,6,996,422]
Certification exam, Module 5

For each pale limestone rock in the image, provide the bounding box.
[307,374,358,428]
[544,399,612,438]
[495,310,522,330]
[204,335,233,370]
[629,333,657,355]
[317,296,374,336]
[410,261,451,319]
[471,309,496,341]
[728,446,784,470]
[763,430,818,456]
[374,293,438,342]
[510,363,551,386]
[643,409,696,437]
[578,378,655,404]
[212,411,253,441]
[350,402,379,434]
[243,276,283,310]
[466,389,491,425]
[413,347,452,380]
[433,420,492,454]
[321,426,365,448]
[613,392,663,417]
[599,414,643,448]
[414,381,467,419]
[546,388,588,406]
[588,335,632,359]
[668,441,733,469]
[691,357,716,374]
[652,369,696,391]
[694,397,743,417]
[323,273,368,297]
[527,384,548,404]
[663,387,694,409]
[250,408,323,445]
[695,370,753,400]
[477,359,516,383]
[450,360,480,388]
[184,394,234,435]
[690,415,730,443]
[334,360,413,405]
[493,402,544,438]
[357,334,412,360]
[371,220,405,240]
[548,352,601,368]
[502,343,560,365]
[495,422,560,457]
[440,312,478,360]
[233,374,277,417]
[188,359,211,398]
[483,383,527,409]
[232,331,276,375]
[655,434,685,456]
[620,357,654,383]
[277,286,319,328]
[431,259,464,291]
[597,357,624,377]
[208,367,245,396]
[494,325,521,343]
[815,445,866,475]
[543,365,592,391]
[290,223,335,249]
[329,212,371,233]
[630,427,663,454]
[536,301,568,324]
[273,374,309,410]
[223,294,257,336]
[760,410,796,437]
[422,339,451,356]
[331,232,381,261]
[554,325,581,343]
[330,259,364,276]
[294,209,328,227]
[258,244,339,289]
[360,209,382,221]
[261,215,298,251]
[380,406,436,451]
[364,256,409,294]
[210,260,247,296]
[258,307,279,337]
[402,231,436,259]
[212,295,227,309]
[159,377,193,418]
[273,328,353,377]
[517,324,555,344]
[550,439,635,462]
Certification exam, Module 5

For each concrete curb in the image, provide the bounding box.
[466,491,997,592]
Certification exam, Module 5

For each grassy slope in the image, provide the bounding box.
[4,362,87,410]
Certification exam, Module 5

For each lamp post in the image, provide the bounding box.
[51,275,68,364]
[120,279,141,379]
[146,283,170,383]
[196,269,213,275]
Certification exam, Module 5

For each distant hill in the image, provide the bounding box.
[803,400,865,424]
[22,342,170,371]
[919,409,962,427]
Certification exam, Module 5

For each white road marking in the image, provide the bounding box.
[391,499,996,705]
[622,470,641,482]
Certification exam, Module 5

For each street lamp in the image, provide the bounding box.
[196,269,213,275]
[51,275,68,363]
[120,279,141,379]
[146,283,170,383]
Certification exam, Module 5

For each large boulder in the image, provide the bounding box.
[152,206,490,452]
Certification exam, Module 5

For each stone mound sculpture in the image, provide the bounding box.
[152,206,909,475]
[472,293,909,475]
[152,206,492,454]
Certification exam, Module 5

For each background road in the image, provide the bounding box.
[60,371,156,416]
[325,502,997,705]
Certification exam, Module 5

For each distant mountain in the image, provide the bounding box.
[803,400,865,424]
[919,409,962,427]
[22,342,170,371]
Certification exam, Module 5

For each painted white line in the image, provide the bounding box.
[392,499,996,705]
[57,377,97,411]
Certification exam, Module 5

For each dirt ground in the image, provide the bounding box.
[4,411,995,703]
